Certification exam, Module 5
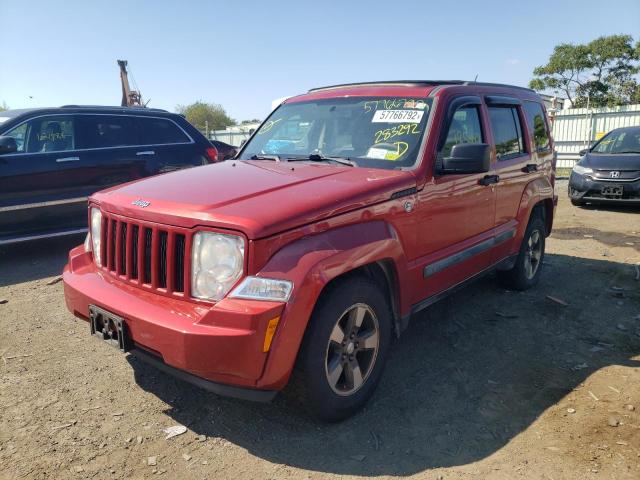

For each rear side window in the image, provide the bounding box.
[136,117,191,145]
[441,107,483,157]
[78,115,137,149]
[488,107,525,160]
[523,102,551,152]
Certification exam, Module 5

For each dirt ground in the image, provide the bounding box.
[1,180,639,480]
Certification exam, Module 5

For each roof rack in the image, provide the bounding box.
[308,80,533,93]
[59,105,168,112]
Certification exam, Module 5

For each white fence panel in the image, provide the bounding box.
[552,104,640,169]
[209,131,251,147]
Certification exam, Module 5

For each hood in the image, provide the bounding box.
[92,160,416,239]
[581,152,640,171]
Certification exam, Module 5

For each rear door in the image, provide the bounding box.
[0,114,88,238]
[134,116,203,173]
[485,98,533,261]
[523,101,554,174]
[76,114,147,189]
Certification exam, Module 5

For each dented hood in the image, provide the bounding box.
[92,160,416,239]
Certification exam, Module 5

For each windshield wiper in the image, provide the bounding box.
[250,154,281,161]
[286,153,356,167]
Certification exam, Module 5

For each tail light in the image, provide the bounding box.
[205,146,219,163]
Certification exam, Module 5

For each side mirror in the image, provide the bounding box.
[441,143,491,174]
[0,136,17,155]
[578,148,588,156]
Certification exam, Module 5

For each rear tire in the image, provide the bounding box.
[294,277,392,422]
[498,213,546,291]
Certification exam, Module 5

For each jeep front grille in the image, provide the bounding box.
[99,213,190,296]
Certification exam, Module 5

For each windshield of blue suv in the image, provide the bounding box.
[239,97,433,169]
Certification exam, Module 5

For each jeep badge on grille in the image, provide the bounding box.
[132,199,151,207]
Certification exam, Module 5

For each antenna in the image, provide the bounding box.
[474,74,479,82]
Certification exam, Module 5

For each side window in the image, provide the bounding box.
[136,117,190,145]
[488,107,525,160]
[5,116,76,153]
[523,102,550,152]
[78,115,137,149]
[3,122,28,153]
[441,107,483,157]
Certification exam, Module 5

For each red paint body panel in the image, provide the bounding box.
[63,81,557,395]
[92,160,416,240]
[64,245,283,386]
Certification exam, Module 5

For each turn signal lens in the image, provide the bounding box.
[263,316,280,352]
[229,277,293,302]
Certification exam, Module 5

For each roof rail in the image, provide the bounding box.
[59,105,169,112]
[462,81,534,92]
[308,80,466,92]
[308,80,534,93]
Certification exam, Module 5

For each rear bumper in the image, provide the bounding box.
[569,172,640,204]
[63,245,285,395]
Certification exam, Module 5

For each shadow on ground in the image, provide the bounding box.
[127,253,640,476]
[0,234,84,287]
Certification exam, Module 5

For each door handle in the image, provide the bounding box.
[136,150,155,156]
[56,156,80,162]
[523,163,538,173]
[479,175,500,186]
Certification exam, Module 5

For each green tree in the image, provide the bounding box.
[530,35,640,107]
[176,101,235,131]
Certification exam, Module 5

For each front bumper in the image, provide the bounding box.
[568,172,640,204]
[63,245,285,398]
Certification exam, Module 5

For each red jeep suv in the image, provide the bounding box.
[63,80,557,421]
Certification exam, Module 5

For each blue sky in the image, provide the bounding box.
[1,0,639,121]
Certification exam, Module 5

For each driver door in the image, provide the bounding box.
[0,114,87,238]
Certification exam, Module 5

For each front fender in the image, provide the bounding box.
[254,220,407,389]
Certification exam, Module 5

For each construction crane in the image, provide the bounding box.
[117,60,143,107]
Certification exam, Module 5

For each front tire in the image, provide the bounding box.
[498,213,546,291]
[570,198,585,207]
[295,277,391,422]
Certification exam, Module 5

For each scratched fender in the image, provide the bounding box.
[254,220,408,390]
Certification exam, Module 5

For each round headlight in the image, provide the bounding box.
[191,232,244,301]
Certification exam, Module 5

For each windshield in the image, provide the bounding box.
[592,129,640,154]
[239,97,433,169]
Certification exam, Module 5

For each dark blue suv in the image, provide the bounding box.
[0,106,222,244]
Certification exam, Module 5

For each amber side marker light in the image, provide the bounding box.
[263,316,281,353]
